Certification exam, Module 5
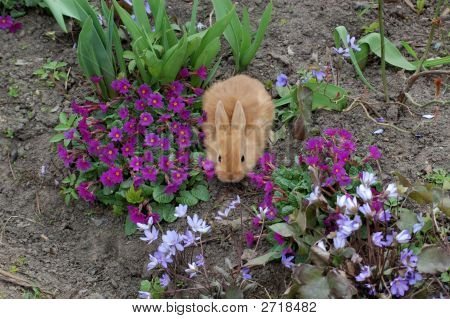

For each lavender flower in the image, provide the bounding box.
[195,254,205,267]
[400,249,418,268]
[390,277,409,297]
[138,291,152,299]
[174,204,188,218]
[356,184,373,202]
[306,186,320,204]
[355,265,372,282]
[385,183,398,198]
[361,171,377,186]
[333,47,350,57]
[276,74,288,87]
[395,230,411,244]
[311,69,326,82]
[162,230,184,252]
[187,214,211,234]
[413,214,424,234]
[346,34,361,51]
[281,254,295,269]
[241,267,252,280]
[405,270,422,285]
[185,262,199,278]
[160,273,170,288]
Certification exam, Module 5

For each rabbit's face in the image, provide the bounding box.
[212,101,248,183]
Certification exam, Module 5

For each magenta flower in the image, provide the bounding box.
[111,78,131,94]
[129,156,143,172]
[160,137,170,151]
[141,166,157,182]
[195,66,207,80]
[137,84,151,98]
[100,167,123,187]
[8,21,22,33]
[76,182,96,202]
[168,97,185,113]
[193,87,204,96]
[144,133,160,147]
[273,232,284,245]
[171,170,188,184]
[128,205,148,224]
[118,107,129,120]
[0,16,13,30]
[90,75,102,84]
[135,99,146,111]
[76,157,92,171]
[143,150,154,163]
[57,144,73,167]
[108,127,122,142]
[368,145,381,160]
[158,155,173,172]
[121,143,135,157]
[123,118,137,135]
[179,67,190,78]
[139,112,154,126]
[245,231,255,248]
[148,92,163,108]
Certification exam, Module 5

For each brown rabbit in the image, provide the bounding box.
[202,75,274,183]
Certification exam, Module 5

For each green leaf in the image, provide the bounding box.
[244,251,279,267]
[269,223,298,237]
[400,40,418,60]
[42,0,84,32]
[126,185,144,204]
[176,191,199,206]
[358,33,416,71]
[124,215,137,236]
[240,1,273,70]
[396,208,418,233]
[49,133,65,143]
[190,184,210,202]
[161,35,188,83]
[153,185,174,204]
[327,269,357,299]
[417,245,450,274]
[291,264,330,299]
[140,280,151,292]
[132,0,152,34]
[152,203,176,223]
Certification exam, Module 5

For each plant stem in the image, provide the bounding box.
[378,0,388,102]
[415,0,444,74]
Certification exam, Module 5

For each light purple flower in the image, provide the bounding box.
[356,184,372,202]
[140,226,159,244]
[385,183,398,198]
[355,265,372,282]
[138,291,152,299]
[333,47,350,57]
[276,73,288,87]
[400,249,418,268]
[306,186,320,204]
[405,270,422,285]
[187,214,211,234]
[241,267,252,280]
[281,254,295,268]
[346,34,361,51]
[390,277,409,297]
[162,230,184,252]
[361,171,377,186]
[195,255,205,267]
[396,230,411,244]
[185,262,199,278]
[147,254,159,270]
[160,273,170,288]
[413,214,424,234]
[174,204,188,218]
[311,69,326,82]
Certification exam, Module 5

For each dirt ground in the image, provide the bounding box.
[0,0,449,298]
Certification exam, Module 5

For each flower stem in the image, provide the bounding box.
[415,0,444,74]
[378,0,388,102]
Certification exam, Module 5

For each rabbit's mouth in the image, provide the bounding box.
[217,172,245,183]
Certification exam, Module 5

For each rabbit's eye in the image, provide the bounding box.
[218,155,222,163]
[241,155,245,162]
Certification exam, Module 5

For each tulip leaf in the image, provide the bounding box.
[244,251,279,267]
[124,215,137,236]
[358,33,416,71]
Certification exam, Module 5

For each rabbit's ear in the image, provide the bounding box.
[215,100,229,129]
[231,100,246,130]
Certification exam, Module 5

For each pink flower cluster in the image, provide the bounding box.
[57,67,214,224]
